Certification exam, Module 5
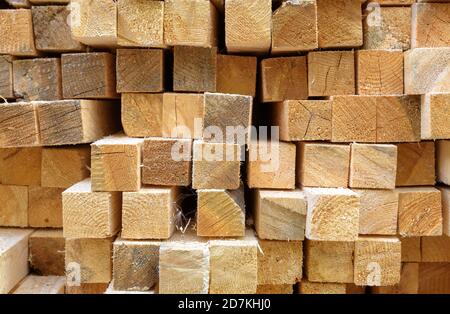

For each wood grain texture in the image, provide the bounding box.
[164,0,217,48]
[0,102,40,147]
[271,0,318,53]
[117,0,164,47]
[349,143,397,189]
[197,188,245,237]
[254,189,306,241]
[122,93,163,138]
[397,187,443,237]
[0,9,37,56]
[418,263,450,294]
[308,51,355,96]
[298,143,350,188]
[65,283,108,294]
[37,100,121,146]
[305,240,354,283]
[304,188,359,241]
[247,141,296,189]
[116,49,164,93]
[0,55,15,99]
[62,52,118,99]
[257,284,293,294]
[299,281,346,294]
[122,187,178,240]
[316,0,362,48]
[62,178,121,238]
[401,237,421,262]
[13,275,65,294]
[421,93,450,139]
[356,50,404,95]
[258,240,302,285]
[209,232,258,294]
[91,135,143,192]
[0,147,41,186]
[372,263,419,294]
[354,236,401,287]
[363,6,411,50]
[0,185,28,227]
[29,229,65,276]
[404,48,450,94]
[421,236,450,262]
[31,5,84,52]
[28,186,64,228]
[260,56,308,102]
[113,238,160,291]
[192,140,241,190]
[225,0,271,53]
[437,140,450,185]
[412,3,450,48]
[396,142,435,186]
[216,54,257,97]
[441,187,450,236]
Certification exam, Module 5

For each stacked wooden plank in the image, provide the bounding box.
[0,0,449,295]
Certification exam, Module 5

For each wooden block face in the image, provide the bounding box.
[0,9,37,56]
[116,49,164,93]
[363,7,411,50]
[61,53,118,99]
[305,241,354,283]
[261,56,308,102]
[367,0,414,4]
[203,93,253,145]
[0,147,41,186]
[258,240,302,285]
[372,262,419,295]
[247,141,296,189]
[273,100,332,142]
[122,187,176,240]
[299,281,346,294]
[0,185,28,227]
[255,189,306,241]
[418,263,450,294]
[401,237,421,262]
[31,5,84,52]
[308,51,355,97]
[225,0,271,53]
[271,0,318,53]
[62,179,121,238]
[216,55,257,97]
[0,229,33,294]
[412,3,450,48]
[113,238,160,291]
[41,146,91,189]
[0,55,14,99]
[421,93,450,139]
[28,186,64,228]
[91,135,143,192]
[70,0,117,46]
[331,96,377,143]
[397,187,443,237]
[356,50,404,95]
[316,0,362,48]
[164,0,217,48]
[298,143,350,188]
[354,189,398,235]
[442,187,450,236]
[354,237,401,286]
[257,284,293,295]
[304,188,359,241]
[159,242,209,294]
[65,283,108,294]
[438,140,450,185]
[209,235,258,294]
[142,138,192,186]
[422,236,450,262]
[122,93,163,138]
[65,238,112,284]
[404,48,450,94]
[396,142,435,186]
[29,230,65,276]
[349,143,397,190]
[0,102,40,147]
[37,100,121,146]
[162,93,203,139]
[197,188,245,237]
[173,46,217,92]
[13,275,65,294]
[117,0,164,48]
[192,141,241,190]
[376,96,421,143]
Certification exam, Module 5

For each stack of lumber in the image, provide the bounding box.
[0,0,449,294]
